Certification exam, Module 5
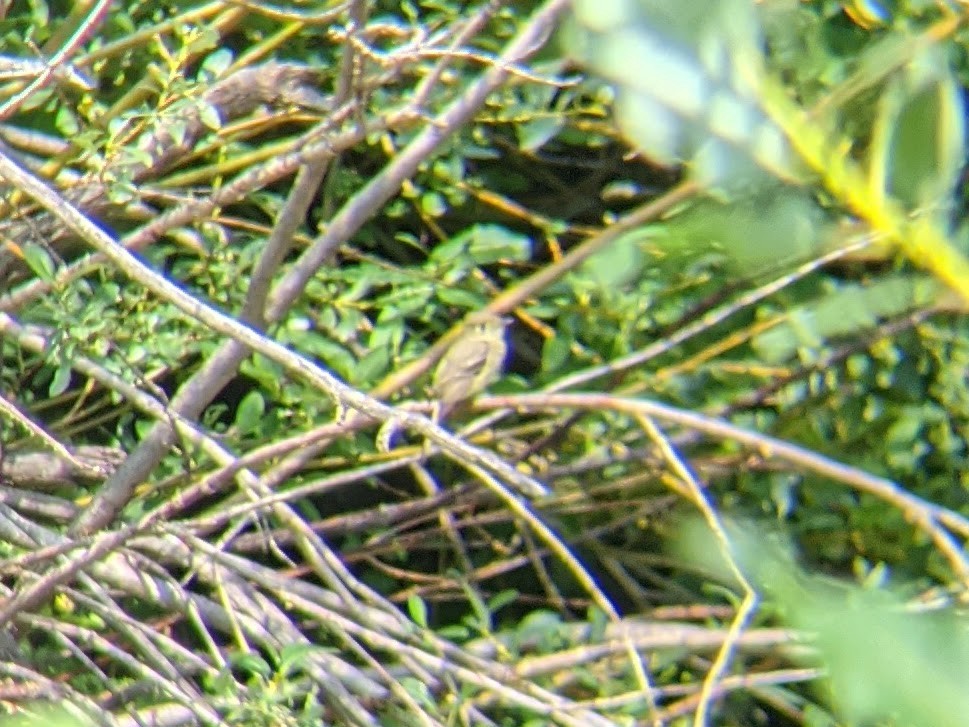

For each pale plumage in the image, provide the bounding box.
[432,315,509,413]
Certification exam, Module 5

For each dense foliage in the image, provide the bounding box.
[0,0,968,725]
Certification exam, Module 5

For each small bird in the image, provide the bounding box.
[431,314,509,417]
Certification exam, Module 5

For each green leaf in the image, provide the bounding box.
[420,191,446,217]
[168,118,188,148]
[753,275,941,363]
[200,48,234,79]
[407,594,428,628]
[678,522,969,727]
[277,643,319,678]
[49,361,72,397]
[234,391,265,435]
[54,106,80,136]
[352,346,390,385]
[399,676,434,706]
[869,46,965,215]
[514,609,564,646]
[467,224,532,264]
[436,286,485,309]
[487,588,519,612]
[196,100,222,131]
[515,116,564,151]
[301,336,355,379]
[229,651,272,679]
[21,243,56,282]
[575,228,647,289]
[0,704,98,727]
[541,333,572,373]
[668,189,825,273]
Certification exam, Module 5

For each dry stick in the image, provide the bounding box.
[371,180,700,399]
[171,535,386,726]
[0,506,390,709]
[0,92,359,311]
[32,610,216,725]
[549,235,876,394]
[187,538,618,727]
[170,183,702,519]
[409,0,507,109]
[0,313,261,486]
[228,10,448,722]
[715,307,938,417]
[5,531,387,716]
[221,0,350,24]
[469,234,881,458]
[486,392,969,582]
[636,413,757,727]
[64,0,568,536]
[158,528,588,724]
[210,99,344,591]
[0,294,392,721]
[0,84,360,314]
[76,3,229,67]
[510,622,801,676]
[0,4,570,717]
[0,7,616,724]
[0,0,112,121]
[67,580,214,680]
[653,668,824,723]
[0,392,103,478]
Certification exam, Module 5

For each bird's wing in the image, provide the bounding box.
[436,339,492,384]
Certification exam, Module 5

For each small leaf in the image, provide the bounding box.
[167,118,187,148]
[352,346,390,385]
[487,589,519,612]
[514,609,564,645]
[302,336,355,379]
[277,643,319,678]
[200,48,234,79]
[21,243,56,282]
[400,676,434,706]
[196,100,222,131]
[420,191,446,217]
[515,116,564,151]
[542,333,572,373]
[230,651,272,679]
[436,287,485,309]
[49,362,72,397]
[54,106,80,136]
[234,391,265,436]
[869,47,965,214]
[407,594,428,628]
[576,228,647,289]
[467,224,532,264]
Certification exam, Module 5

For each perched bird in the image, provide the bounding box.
[431,314,509,417]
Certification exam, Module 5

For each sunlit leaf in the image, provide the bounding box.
[516,117,564,151]
[869,47,965,216]
[467,224,532,264]
[21,242,56,282]
[575,228,647,289]
[234,390,265,435]
[570,0,797,185]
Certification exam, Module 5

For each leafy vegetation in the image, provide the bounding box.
[0,0,967,725]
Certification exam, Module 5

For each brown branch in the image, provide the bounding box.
[0,61,329,285]
[1,445,124,491]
